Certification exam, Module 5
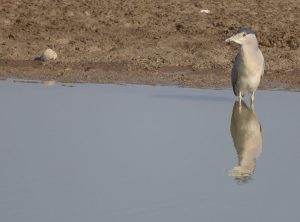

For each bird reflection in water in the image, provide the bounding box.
[229,101,263,182]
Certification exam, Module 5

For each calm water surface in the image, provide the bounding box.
[0,80,299,222]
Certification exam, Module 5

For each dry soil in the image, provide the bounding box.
[0,0,299,89]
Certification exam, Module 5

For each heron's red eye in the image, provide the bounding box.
[243,33,247,37]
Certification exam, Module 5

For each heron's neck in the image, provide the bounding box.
[241,42,259,54]
[241,38,258,52]
[240,43,259,63]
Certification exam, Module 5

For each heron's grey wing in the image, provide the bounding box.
[261,58,265,78]
[258,49,265,79]
[231,54,240,96]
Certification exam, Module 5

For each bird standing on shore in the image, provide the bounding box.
[225,28,264,105]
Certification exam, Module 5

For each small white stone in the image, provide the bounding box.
[39,48,57,61]
[200,9,210,14]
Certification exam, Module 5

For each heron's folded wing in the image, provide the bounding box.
[231,54,240,96]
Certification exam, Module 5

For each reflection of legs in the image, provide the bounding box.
[251,102,254,111]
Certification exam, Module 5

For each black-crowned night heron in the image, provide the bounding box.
[229,101,263,182]
[225,28,264,104]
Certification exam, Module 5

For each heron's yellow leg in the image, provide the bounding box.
[251,92,255,103]
[251,92,255,110]
[238,91,242,103]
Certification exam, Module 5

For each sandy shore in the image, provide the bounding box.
[0,0,299,90]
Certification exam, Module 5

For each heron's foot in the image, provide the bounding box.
[250,93,255,110]
[251,92,255,103]
[238,91,242,104]
[238,92,243,113]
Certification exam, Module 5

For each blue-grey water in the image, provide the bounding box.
[0,80,299,222]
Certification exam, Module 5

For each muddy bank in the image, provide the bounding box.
[0,0,299,89]
[1,60,299,90]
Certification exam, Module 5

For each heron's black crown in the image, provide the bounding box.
[238,28,256,35]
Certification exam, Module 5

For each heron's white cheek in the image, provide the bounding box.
[233,39,243,45]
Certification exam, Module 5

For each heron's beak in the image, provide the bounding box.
[225,33,243,44]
